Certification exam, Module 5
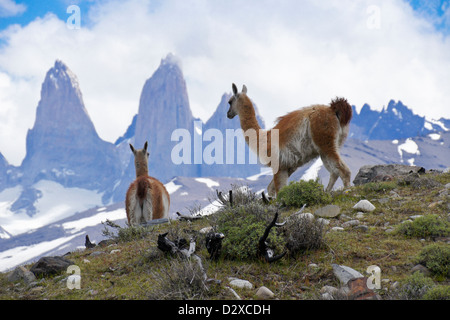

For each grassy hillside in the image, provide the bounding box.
[1,171,449,300]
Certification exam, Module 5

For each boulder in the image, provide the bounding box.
[353,200,375,212]
[314,205,341,218]
[255,286,274,299]
[229,278,253,290]
[30,256,74,277]
[353,164,425,185]
[332,264,364,285]
[7,266,36,284]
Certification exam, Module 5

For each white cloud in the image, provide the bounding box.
[0,0,449,166]
[0,0,26,17]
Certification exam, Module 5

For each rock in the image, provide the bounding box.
[389,190,401,198]
[353,164,425,185]
[332,264,364,285]
[354,225,369,232]
[330,227,344,232]
[110,249,121,254]
[342,220,360,227]
[298,212,314,220]
[321,292,334,300]
[308,263,319,268]
[90,251,105,256]
[347,277,379,300]
[229,278,253,290]
[320,285,338,296]
[339,214,352,221]
[411,264,431,277]
[30,256,74,277]
[317,218,330,225]
[409,215,423,220]
[314,205,341,218]
[255,286,274,299]
[353,200,376,212]
[199,226,213,234]
[7,266,36,285]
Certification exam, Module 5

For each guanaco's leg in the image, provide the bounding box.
[321,152,351,191]
[273,169,289,195]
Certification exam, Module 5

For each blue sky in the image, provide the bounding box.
[1,0,447,33]
[0,0,449,165]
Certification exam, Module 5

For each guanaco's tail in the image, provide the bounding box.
[136,176,151,208]
[330,97,352,127]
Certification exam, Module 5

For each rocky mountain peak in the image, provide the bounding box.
[19,60,121,196]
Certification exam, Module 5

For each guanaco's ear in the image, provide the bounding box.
[232,83,238,96]
[129,143,135,154]
[143,141,148,151]
[242,84,247,94]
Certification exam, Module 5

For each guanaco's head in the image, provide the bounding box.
[129,141,149,177]
[227,83,248,119]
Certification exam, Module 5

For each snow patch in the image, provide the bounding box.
[164,179,182,194]
[197,200,223,216]
[425,118,449,131]
[301,158,323,181]
[0,232,83,272]
[62,208,125,234]
[0,180,103,236]
[428,133,441,140]
[397,138,420,164]
[195,178,219,189]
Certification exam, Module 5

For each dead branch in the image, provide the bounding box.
[205,232,225,260]
[258,212,287,263]
[261,191,272,204]
[216,189,233,207]
[176,211,203,221]
[157,233,209,286]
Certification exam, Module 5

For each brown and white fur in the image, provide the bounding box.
[227,83,352,196]
[125,141,170,225]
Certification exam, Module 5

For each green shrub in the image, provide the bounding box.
[423,285,450,300]
[361,181,397,194]
[276,179,331,208]
[395,214,450,239]
[398,271,435,300]
[416,243,450,279]
[212,202,286,261]
[102,219,153,243]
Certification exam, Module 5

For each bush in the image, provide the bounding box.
[148,258,212,300]
[211,202,286,261]
[397,271,435,300]
[282,214,326,256]
[102,219,154,243]
[276,179,332,208]
[423,285,450,300]
[416,243,450,279]
[395,214,450,239]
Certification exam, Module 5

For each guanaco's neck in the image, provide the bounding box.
[238,97,262,134]
[238,97,274,156]
[135,160,148,178]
